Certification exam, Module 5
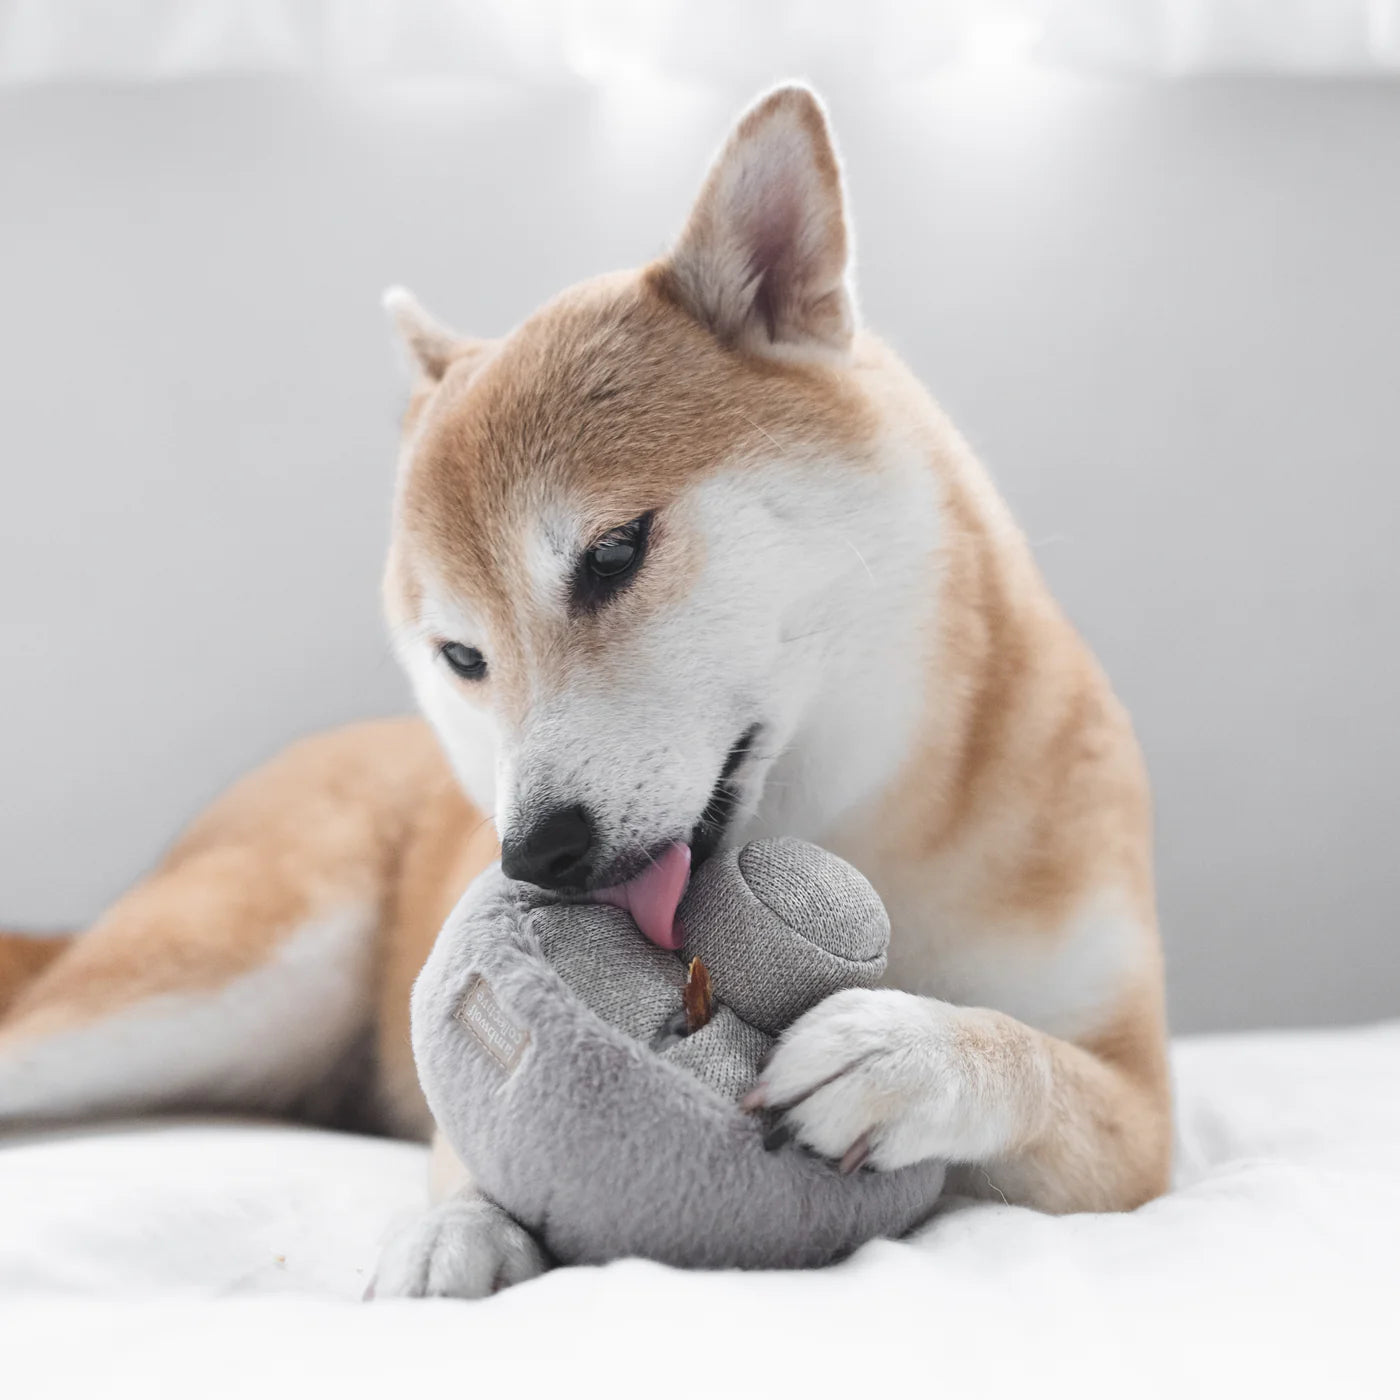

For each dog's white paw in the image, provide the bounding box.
[747,988,1018,1171]
[368,1194,546,1300]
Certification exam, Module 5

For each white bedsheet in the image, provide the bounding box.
[4,1023,1398,1399]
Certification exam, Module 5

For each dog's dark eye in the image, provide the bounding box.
[572,513,652,613]
[587,516,649,580]
[588,532,640,578]
[440,642,487,681]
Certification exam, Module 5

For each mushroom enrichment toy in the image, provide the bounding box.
[411,837,947,1270]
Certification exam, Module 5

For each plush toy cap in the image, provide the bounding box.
[680,837,891,1034]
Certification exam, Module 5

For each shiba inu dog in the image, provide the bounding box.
[0,85,1170,1297]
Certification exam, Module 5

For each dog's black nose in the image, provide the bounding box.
[500,803,596,889]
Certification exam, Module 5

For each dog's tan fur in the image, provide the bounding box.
[1,87,1169,1270]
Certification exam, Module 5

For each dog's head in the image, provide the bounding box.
[383,86,926,914]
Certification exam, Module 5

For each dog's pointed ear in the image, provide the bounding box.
[382,286,484,384]
[659,84,855,360]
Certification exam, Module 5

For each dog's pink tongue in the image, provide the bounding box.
[590,843,691,950]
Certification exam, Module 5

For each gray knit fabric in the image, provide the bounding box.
[411,838,947,1270]
[661,1007,771,1101]
[530,903,684,1043]
[681,838,889,1037]
[524,838,890,1101]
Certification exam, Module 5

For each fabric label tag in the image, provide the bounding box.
[455,976,529,1073]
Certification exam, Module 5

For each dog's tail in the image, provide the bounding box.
[0,929,73,1019]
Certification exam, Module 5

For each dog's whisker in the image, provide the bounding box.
[735,409,786,453]
[841,536,877,584]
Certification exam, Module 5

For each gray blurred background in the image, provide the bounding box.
[1,2,1397,1033]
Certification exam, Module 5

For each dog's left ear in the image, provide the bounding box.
[659,84,855,361]
[382,286,490,384]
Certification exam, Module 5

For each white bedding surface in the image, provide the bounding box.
[4,1023,1398,1399]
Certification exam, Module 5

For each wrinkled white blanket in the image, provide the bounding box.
[4,1023,1397,1399]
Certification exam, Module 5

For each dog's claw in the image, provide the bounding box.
[740,1085,767,1113]
[762,1118,794,1151]
[839,1132,872,1175]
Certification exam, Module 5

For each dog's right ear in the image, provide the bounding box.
[382,286,488,384]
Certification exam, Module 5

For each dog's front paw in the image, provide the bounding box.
[368,1194,546,1300]
[745,988,1019,1171]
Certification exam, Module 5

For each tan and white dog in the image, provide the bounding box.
[0,86,1169,1297]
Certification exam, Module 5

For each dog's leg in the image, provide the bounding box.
[369,1131,546,1300]
[748,983,1171,1213]
[0,721,437,1129]
[0,931,71,1018]
[0,854,378,1126]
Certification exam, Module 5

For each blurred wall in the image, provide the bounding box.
[1,69,1397,1032]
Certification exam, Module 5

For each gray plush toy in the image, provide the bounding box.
[411,837,947,1270]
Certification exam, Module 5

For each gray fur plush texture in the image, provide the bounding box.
[411,838,946,1270]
